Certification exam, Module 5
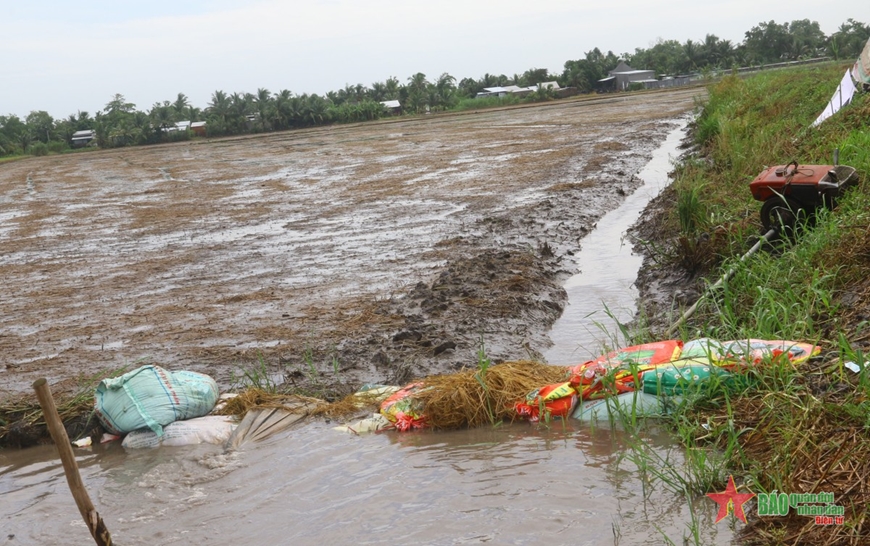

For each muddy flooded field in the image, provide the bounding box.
[0,89,741,546]
[1,90,702,398]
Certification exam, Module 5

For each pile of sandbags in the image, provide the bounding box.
[93,364,227,448]
[362,339,820,432]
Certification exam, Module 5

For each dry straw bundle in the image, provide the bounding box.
[414,360,570,429]
[309,389,393,419]
[219,389,327,417]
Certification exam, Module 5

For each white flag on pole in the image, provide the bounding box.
[812,70,858,127]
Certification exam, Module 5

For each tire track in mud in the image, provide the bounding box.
[0,89,703,397]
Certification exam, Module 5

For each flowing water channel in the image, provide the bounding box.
[543,121,686,366]
[0,123,736,546]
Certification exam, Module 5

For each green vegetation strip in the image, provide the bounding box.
[619,64,870,545]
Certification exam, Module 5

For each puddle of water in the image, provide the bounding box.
[0,421,730,545]
[543,121,687,365]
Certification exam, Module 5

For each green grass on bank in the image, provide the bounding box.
[664,63,870,341]
[625,64,870,545]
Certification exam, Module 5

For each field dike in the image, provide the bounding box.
[625,63,870,545]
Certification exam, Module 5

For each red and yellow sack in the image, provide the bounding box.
[567,340,683,399]
[380,382,427,431]
[515,381,578,422]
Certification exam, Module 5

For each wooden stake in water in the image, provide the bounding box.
[32,378,113,546]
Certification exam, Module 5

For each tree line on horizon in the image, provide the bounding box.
[1,18,867,157]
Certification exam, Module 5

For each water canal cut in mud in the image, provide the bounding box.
[1,89,703,400]
[0,89,742,545]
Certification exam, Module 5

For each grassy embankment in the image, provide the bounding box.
[616,64,870,545]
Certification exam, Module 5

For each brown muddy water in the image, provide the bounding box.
[0,91,739,544]
[1,422,733,545]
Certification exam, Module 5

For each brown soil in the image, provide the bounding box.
[0,89,702,402]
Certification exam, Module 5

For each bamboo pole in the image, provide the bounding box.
[665,228,778,337]
[32,378,113,546]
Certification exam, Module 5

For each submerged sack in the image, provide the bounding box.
[380,382,427,431]
[122,415,236,449]
[572,392,680,421]
[94,365,219,436]
[515,382,578,422]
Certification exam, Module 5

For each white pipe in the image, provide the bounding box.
[665,227,778,337]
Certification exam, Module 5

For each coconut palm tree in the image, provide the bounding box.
[228,92,251,134]
[272,89,293,130]
[149,101,176,136]
[433,73,457,110]
[384,76,401,100]
[254,88,272,132]
[172,93,190,119]
[208,90,231,134]
[682,39,701,71]
[406,73,429,113]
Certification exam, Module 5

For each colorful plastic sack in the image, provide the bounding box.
[334,413,394,435]
[852,37,870,88]
[716,339,820,369]
[642,360,732,396]
[379,383,427,431]
[680,338,728,362]
[515,381,578,422]
[569,340,683,372]
[567,340,683,399]
[94,365,220,436]
[569,362,642,399]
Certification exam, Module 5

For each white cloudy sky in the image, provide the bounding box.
[3,0,865,119]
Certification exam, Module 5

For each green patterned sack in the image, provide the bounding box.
[642,360,731,396]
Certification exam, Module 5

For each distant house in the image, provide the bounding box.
[598,61,657,91]
[190,121,207,137]
[476,86,508,98]
[71,129,96,148]
[380,100,402,115]
[160,120,191,134]
[475,82,562,98]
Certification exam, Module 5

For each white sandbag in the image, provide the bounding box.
[571,392,681,422]
[122,415,237,449]
[94,365,219,436]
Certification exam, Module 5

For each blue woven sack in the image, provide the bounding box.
[94,365,219,436]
